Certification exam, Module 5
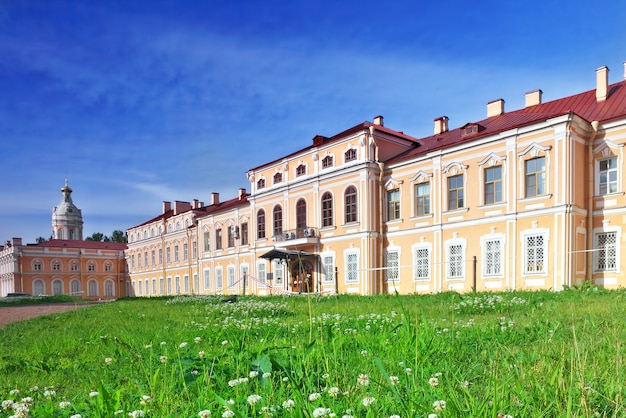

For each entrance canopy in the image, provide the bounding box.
[259,248,317,260]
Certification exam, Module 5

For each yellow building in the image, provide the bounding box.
[127,63,626,295]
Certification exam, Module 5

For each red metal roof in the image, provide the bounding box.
[30,240,127,250]
[388,80,626,163]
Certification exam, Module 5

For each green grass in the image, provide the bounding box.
[0,294,81,306]
[1,287,626,417]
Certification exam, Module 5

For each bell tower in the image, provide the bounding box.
[51,179,84,240]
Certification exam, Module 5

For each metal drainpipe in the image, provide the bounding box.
[586,121,599,283]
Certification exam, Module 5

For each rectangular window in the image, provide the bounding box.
[241,223,249,245]
[447,244,464,279]
[595,232,617,271]
[71,263,78,271]
[216,229,223,250]
[175,276,180,294]
[192,242,197,260]
[385,250,400,283]
[484,166,503,204]
[599,157,618,195]
[183,243,188,261]
[53,263,60,271]
[137,255,141,268]
[257,262,266,287]
[174,245,179,262]
[413,247,430,280]
[322,256,335,284]
[524,233,546,274]
[228,266,235,289]
[34,263,42,271]
[193,274,198,293]
[184,275,189,293]
[151,250,155,266]
[167,277,172,294]
[203,232,210,252]
[415,182,430,216]
[105,264,112,272]
[227,227,235,248]
[152,279,157,295]
[203,269,210,290]
[166,247,171,263]
[346,252,359,283]
[448,175,464,210]
[159,277,164,294]
[158,249,162,264]
[241,265,249,289]
[387,189,400,221]
[88,264,96,272]
[483,238,503,277]
[216,269,223,290]
[525,157,546,197]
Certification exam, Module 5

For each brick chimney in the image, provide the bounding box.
[162,201,171,214]
[373,115,384,126]
[211,192,220,205]
[487,99,505,117]
[596,66,609,102]
[173,201,191,215]
[434,116,449,135]
[525,90,543,108]
[238,188,246,200]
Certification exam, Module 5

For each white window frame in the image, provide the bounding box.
[345,249,360,284]
[216,268,224,290]
[521,229,549,276]
[597,156,618,195]
[227,265,236,289]
[385,248,400,283]
[593,227,620,273]
[321,252,336,284]
[33,279,45,296]
[104,280,115,297]
[184,275,190,293]
[412,243,431,281]
[203,269,211,290]
[481,234,505,278]
[257,261,267,287]
[445,238,466,281]
[240,264,249,289]
[273,260,284,286]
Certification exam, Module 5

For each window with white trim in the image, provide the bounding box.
[484,166,503,205]
[346,251,359,284]
[105,280,115,297]
[344,148,357,162]
[193,273,198,293]
[525,157,546,197]
[447,174,464,210]
[184,275,190,293]
[524,233,547,274]
[257,261,266,287]
[446,242,465,280]
[175,276,180,294]
[216,268,223,290]
[414,182,430,216]
[483,238,503,277]
[598,157,618,195]
[227,266,235,289]
[241,265,249,289]
[387,189,400,221]
[322,255,335,284]
[204,269,210,289]
[413,245,430,281]
[167,277,172,294]
[33,279,45,296]
[595,231,618,272]
[273,260,284,285]
[385,249,400,283]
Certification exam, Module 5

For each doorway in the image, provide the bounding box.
[291,260,313,293]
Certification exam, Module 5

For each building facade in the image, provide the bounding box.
[126,63,626,296]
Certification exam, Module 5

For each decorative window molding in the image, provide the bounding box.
[412,243,431,281]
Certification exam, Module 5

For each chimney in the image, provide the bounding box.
[173,201,191,215]
[162,201,171,214]
[373,115,384,126]
[623,61,626,80]
[238,188,246,200]
[192,199,199,209]
[525,89,543,107]
[434,116,449,135]
[487,99,505,117]
[211,192,220,205]
[596,66,609,102]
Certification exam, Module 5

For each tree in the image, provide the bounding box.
[86,232,105,242]
[109,230,127,243]
[35,236,47,243]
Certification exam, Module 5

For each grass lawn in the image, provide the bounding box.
[1,287,625,417]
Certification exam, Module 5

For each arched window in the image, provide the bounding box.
[52,279,64,295]
[70,279,81,296]
[257,209,266,239]
[273,205,283,236]
[322,192,333,227]
[322,155,334,168]
[345,186,358,223]
[273,172,283,184]
[296,199,307,231]
[296,164,306,176]
[104,280,115,297]
[257,178,266,189]
[33,279,45,296]
[88,280,98,297]
[345,148,357,162]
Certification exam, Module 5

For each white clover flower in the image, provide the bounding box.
[198,351,206,359]
[20,397,33,407]
[460,380,470,388]
[29,386,39,393]
[282,377,289,382]
[198,410,211,417]
[89,391,100,398]
[227,399,235,405]
[2,400,14,411]
[313,407,331,417]
[389,415,401,418]
[194,337,202,344]
[262,372,271,378]
[282,399,295,410]
[128,410,145,418]
[247,394,262,405]
[405,367,412,375]
[222,410,234,418]
[44,389,56,398]
[360,350,368,356]
[249,370,259,378]
[357,374,370,386]
[140,395,152,405]
[389,375,399,385]
[429,377,439,387]
[70,414,82,418]
[361,396,376,407]
[105,357,113,365]
[59,401,72,409]
[192,370,199,375]
[160,341,167,346]
[328,387,340,397]
[114,410,124,415]
[433,400,446,411]
[322,372,330,379]
[9,389,20,396]
[221,340,229,345]
[428,414,438,418]
[160,355,168,363]
[308,392,321,401]
[179,342,188,348]
[145,344,152,349]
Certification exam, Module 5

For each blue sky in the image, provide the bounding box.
[1,0,625,243]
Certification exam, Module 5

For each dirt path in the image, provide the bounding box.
[0,302,102,327]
